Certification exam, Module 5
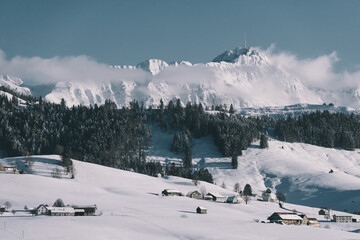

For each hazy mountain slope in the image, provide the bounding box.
[43,47,343,109]
[0,74,31,95]
[1,156,359,239]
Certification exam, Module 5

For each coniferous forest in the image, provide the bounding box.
[1,86,360,183]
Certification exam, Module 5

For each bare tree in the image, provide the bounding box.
[221,182,226,189]
[51,167,62,178]
[233,183,240,193]
[25,156,34,174]
[243,195,251,205]
[192,179,199,186]
[4,201,12,210]
[200,186,207,199]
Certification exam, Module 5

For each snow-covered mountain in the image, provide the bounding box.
[0,74,31,96]
[2,47,360,110]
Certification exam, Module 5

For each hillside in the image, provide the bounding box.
[1,155,360,240]
[148,125,360,212]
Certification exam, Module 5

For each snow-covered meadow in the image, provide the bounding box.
[1,155,360,240]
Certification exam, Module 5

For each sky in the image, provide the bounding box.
[0,0,360,71]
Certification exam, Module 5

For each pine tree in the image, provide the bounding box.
[231,155,238,169]
[260,133,269,149]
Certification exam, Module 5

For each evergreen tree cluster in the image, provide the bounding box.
[0,93,151,172]
[274,111,360,150]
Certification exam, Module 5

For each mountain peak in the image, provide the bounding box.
[212,47,269,65]
[136,59,169,75]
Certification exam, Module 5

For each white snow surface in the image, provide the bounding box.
[35,47,360,109]
[0,74,31,95]
[1,155,360,240]
[148,125,360,211]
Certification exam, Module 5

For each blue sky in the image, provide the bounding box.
[0,0,359,71]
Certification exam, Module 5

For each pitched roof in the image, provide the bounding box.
[46,207,75,214]
[207,192,225,198]
[163,189,182,193]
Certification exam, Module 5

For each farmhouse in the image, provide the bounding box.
[0,165,18,173]
[162,189,182,196]
[226,196,244,204]
[262,194,276,202]
[307,218,320,227]
[318,208,329,215]
[35,204,48,215]
[196,206,207,214]
[188,190,202,199]
[0,205,5,212]
[46,207,75,216]
[298,214,308,225]
[268,212,303,225]
[206,192,226,202]
[333,215,352,223]
[72,205,97,216]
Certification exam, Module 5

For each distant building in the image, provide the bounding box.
[262,194,276,203]
[298,214,308,225]
[0,206,5,212]
[72,205,97,216]
[35,204,48,215]
[206,193,226,202]
[307,218,320,227]
[188,190,202,199]
[318,208,330,215]
[162,189,182,196]
[226,196,244,204]
[196,206,207,214]
[333,215,352,223]
[268,212,303,225]
[0,165,18,173]
[47,207,75,216]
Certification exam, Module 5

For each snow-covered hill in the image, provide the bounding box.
[1,155,360,240]
[148,125,360,212]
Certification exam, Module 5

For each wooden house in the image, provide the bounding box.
[188,190,202,199]
[196,206,207,214]
[318,208,329,215]
[35,204,48,215]
[206,193,226,202]
[0,205,5,212]
[46,207,75,216]
[162,189,182,196]
[298,214,308,225]
[268,212,303,225]
[72,205,97,216]
[307,218,320,227]
[226,196,244,204]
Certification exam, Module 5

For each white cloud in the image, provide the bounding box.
[0,49,149,85]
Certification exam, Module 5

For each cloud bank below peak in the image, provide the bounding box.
[0,45,360,109]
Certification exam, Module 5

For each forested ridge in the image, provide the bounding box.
[1,86,360,182]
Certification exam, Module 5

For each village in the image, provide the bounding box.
[161,187,359,227]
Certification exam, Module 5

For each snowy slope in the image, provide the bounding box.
[1,155,360,240]
[0,75,31,95]
[148,125,360,212]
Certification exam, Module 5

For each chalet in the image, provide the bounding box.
[47,207,75,216]
[74,209,85,216]
[196,206,207,214]
[262,194,276,202]
[0,205,5,212]
[162,189,182,196]
[298,214,308,225]
[188,190,202,199]
[307,218,320,227]
[226,196,244,204]
[204,195,213,201]
[206,193,226,202]
[0,165,18,173]
[268,212,303,225]
[35,204,48,215]
[333,215,352,223]
[72,205,97,216]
